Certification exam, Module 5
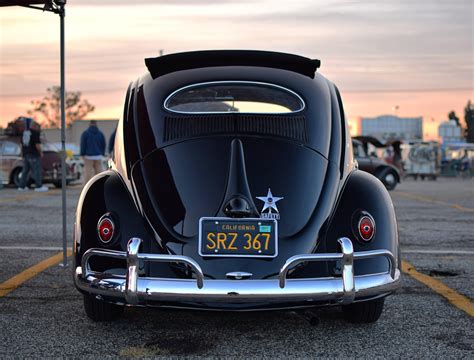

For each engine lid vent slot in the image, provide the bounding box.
[164,115,307,143]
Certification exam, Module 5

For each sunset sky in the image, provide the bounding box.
[0,0,472,140]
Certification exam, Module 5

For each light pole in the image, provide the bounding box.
[0,0,69,266]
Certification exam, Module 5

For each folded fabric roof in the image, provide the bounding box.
[145,50,321,80]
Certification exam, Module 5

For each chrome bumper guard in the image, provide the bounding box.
[74,237,400,306]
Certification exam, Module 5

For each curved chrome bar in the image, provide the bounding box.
[82,248,126,278]
[354,249,397,279]
[138,253,204,289]
[279,252,343,289]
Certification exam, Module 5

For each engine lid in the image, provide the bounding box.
[135,137,328,240]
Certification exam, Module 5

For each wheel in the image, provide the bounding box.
[83,295,124,321]
[342,297,385,323]
[11,167,23,187]
[381,171,397,191]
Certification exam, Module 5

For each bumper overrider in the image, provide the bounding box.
[74,237,400,307]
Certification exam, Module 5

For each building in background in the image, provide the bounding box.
[438,120,463,144]
[361,115,423,141]
[348,117,362,137]
[42,119,119,153]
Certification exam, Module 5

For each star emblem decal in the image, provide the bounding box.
[256,188,283,213]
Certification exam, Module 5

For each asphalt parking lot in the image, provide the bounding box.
[0,178,473,358]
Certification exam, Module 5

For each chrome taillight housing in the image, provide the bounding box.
[358,214,375,242]
[97,214,115,244]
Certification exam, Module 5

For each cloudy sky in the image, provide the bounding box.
[0,0,472,138]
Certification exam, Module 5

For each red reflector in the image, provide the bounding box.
[358,216,375,241]
[98,217,114,243]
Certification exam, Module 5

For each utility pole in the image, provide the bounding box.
[59,1,67,266]
[0,1,69,266]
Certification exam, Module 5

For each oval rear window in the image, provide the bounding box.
[164,81,305,114]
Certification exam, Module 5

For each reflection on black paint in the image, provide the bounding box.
[142,150,186,228]
[137,86,157,157]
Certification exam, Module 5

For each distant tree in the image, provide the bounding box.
[448,110,460,126]
[465,100,474,143]
[27,86,95,128]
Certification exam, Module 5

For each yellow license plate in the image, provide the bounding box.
[199,217,278,258]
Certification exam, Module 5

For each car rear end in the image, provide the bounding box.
[74,51,400,321]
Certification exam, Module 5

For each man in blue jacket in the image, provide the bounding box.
[80,120,106,184]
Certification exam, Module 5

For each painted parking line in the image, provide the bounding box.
[395,191,474,212]
[402,260,474,317]
[0,190,60,204]
[0,193,37,204]
[0,250,72,298]
[0,246,72,251]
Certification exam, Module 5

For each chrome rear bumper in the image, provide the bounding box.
[74,237,400,306]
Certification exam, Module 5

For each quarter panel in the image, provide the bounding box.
[74,170,159,272]
[322,170,400,275]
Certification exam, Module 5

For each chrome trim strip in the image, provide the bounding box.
[76,237,399,306]
[163,80,306,115]
[226,271,253,280]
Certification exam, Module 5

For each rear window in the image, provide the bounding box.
[164,81,305,114]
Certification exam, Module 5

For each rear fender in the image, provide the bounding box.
[322,170,400,276]
[73,170,161,273]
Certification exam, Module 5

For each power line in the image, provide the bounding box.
[342,87,473,94]
[0,87,471,99]
[0,87,125,98]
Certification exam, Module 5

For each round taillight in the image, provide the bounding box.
[358,215,375,242]
[97,216,114,243]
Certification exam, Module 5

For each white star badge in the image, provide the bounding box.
[256,188,283,214]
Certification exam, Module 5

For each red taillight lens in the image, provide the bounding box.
[97,216,114,243]
[358,215,375,242]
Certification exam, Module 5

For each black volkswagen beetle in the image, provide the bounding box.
[74,50,400,323]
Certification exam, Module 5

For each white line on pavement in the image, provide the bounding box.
[403,249,474,255]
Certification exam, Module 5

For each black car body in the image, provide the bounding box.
[74,50,400,323]
[352,137,401,190]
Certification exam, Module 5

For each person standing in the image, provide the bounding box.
[80,120,106,184]
[18,117,48,192]
[108,128,116,157]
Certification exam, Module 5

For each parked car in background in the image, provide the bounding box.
[73,50,400,324]
[352,138,401,190]
[440,142,474,178]
[0,137,76,188]
[45,142,84,184]
[403,141,439,180]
